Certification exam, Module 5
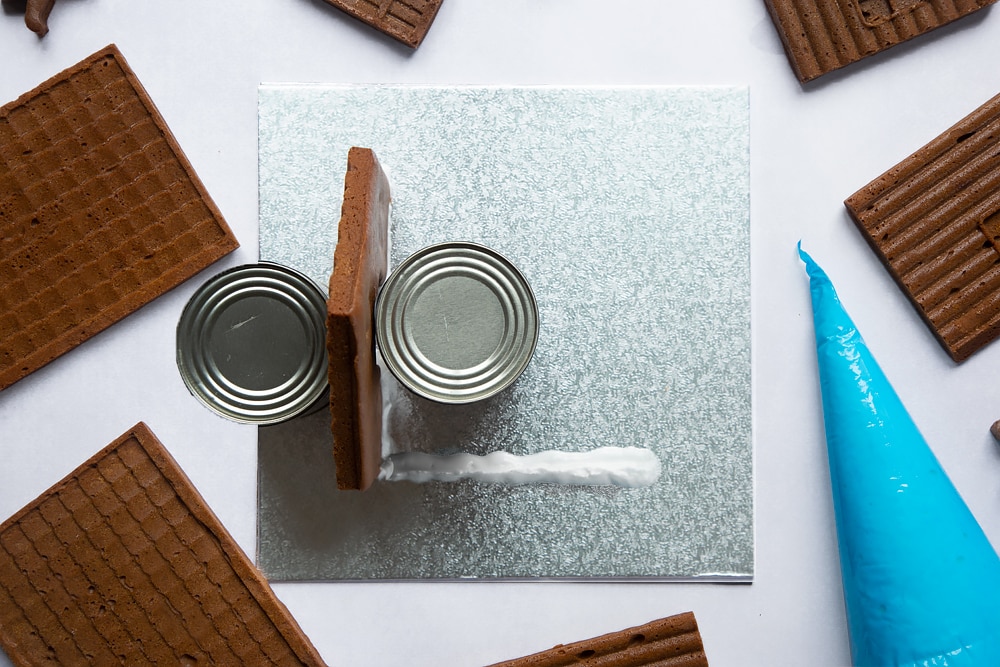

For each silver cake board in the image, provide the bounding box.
[257,85,752,581]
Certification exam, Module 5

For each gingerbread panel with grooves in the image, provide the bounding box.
[845,91,1000,361]
[486,612,709,667]
[0,422,326,666]
[763,0,997,83]
[0,44,239,391]
[321,0,444,48]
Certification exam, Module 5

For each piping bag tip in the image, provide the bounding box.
[800,245,1000,666]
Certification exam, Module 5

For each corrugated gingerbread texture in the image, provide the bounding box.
[486,612,709,667]
[321,0,444,48]
[327,147,389,491]
[763,0,996,82]
[0,422,326,666]
[0,44,238,391]
[845,91,1000,362]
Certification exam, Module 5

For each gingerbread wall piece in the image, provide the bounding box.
[486,612,709,667]
[327,147,390,491]
[0,44,238,391]
[763,0,997,83]
[321,0,444,48]
[0,423,326,666]
[845,91,1000,361]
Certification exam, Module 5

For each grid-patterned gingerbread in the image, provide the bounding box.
[763,0,997,83]
[0,44,238,391]
[322,0,444,48]
[0,422,326,666]
[845,92,1000,362]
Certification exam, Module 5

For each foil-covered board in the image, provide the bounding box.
[257,85,752,580]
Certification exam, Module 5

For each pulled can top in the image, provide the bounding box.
[375,242,538,404]
[176,262,329,424]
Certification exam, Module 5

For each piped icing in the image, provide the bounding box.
[380,447,661,488]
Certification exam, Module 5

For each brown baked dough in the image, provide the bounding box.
[485,612,709,666]
[763,0,997,83]
[845,91,1000,362]
[321,0,444,48]
[0,44,238,391]
[328,147,390,491]
[0,423,326,666]
[24,0,56,35]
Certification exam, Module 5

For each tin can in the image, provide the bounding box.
[176,262,329,424]
[375,242,538,404]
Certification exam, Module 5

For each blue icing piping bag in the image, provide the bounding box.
[799,244,1000,666]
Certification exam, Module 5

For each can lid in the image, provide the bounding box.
[176,262,329,424]
[375,242,538,403]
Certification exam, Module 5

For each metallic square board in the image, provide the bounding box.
[257,85,752,580]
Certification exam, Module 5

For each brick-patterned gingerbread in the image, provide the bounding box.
[0,44,238,391]
[763,0,997,83]
[845,91,1000,362]
[0,422,326,666]
[322,0,444,48]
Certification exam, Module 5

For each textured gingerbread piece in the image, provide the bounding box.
[763,0,997,83]
[0,422,326,666]
[25,0,57,35]
[327,147,390,491]
[321,0,444,48]
[486,612,709,667]
[845,91,1000,362]
[0,44,238,391]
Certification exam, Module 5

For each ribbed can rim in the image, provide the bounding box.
[176,262,329,424]
[375,242,538,404]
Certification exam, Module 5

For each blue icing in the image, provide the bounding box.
[800,244,1000,666]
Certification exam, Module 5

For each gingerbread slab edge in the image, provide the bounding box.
[327,147,390,490]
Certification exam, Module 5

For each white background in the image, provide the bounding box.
[2,2,1000,666]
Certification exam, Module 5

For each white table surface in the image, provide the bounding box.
[2,2,1000,666]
